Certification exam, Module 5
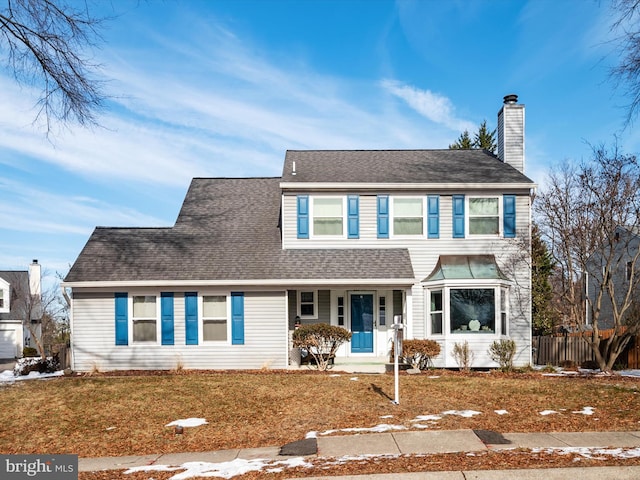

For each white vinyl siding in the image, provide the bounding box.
[71,290,288,372]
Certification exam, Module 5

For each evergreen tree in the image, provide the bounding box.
[531,223,555,335]
[449,121,496,153]
[474,120,497,153]
[449,130,473,149]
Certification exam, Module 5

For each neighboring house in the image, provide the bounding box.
[0,260,42,358]
[585,226,640,330]
[63,95,535,371]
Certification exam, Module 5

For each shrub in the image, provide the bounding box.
[452,341,474,372]
[489,339,516,371]
[402,339,441,370]
[13,354,60,376]
[22,347,38,357]
[292,323,352,371]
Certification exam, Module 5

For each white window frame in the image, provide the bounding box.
[378,295,387,326]
[0,279,9,313]
[467,196,501,237]
[425,281,511,337]
[427,289,444,336]
[298,290,318,319]
[130,294,160,344]
[500,287,509,336]
[199,293,231,343]
[391,196,425,237]
[310,196,346,238]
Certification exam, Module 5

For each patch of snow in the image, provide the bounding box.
[380,415,394,419]
[126,457,312,480]
[305,431,318,439]
[0,369,63,383]
[539,410,558,416]
[350,377,359,381]
[442,410,481,418]
[532,446,640,460]
[573,406,595,415]
[165,418,208,428]
[328,374,341,377]
[494,410,508,415]
[619,369,640,377]
[411,415,443,422]
[427,376,441,379]
[318,424,407,436]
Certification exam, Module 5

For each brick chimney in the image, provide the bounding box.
[497,94,525,173]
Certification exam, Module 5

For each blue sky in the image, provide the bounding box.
[0,0,636,283]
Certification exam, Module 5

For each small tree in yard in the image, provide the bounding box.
[489,339,516,372]
[536,143,640,372]
[292,323,352,371]
[402,339,441,370]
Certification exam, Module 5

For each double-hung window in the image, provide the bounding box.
[393,198,423,235]
[469,197,499,235]
[132,295,157,342]
[313,198,343,235]
[203,295,227,341]
[430,290,443,335]
[298,290,317,318]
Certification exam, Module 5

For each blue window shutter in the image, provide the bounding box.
[231,292,245,345]
[453,194,465,238]
[115,293,128,346]
[427,195,440,239]
[503,195,516,238]
[347,195,359,239]
[160,292,174,345]
[377,195,389,238]
[297,195,309,239]
[184,292,198,345]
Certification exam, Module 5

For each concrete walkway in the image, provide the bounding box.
[78,429,640,478]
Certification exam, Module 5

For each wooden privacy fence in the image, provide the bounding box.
[533,329,640,368]
[533,335,595,366]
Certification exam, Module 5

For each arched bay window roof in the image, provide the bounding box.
[423,255,510,282]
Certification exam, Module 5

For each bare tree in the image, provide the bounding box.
[610,0,640,125]
[0,0,107,131]
[535,143,640,371]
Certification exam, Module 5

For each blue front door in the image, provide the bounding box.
[351,294,374,353]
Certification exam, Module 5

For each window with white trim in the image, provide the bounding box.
[298,290,317,318]
[203,295,227,341]
[469,197,499,235]
[313,197,343,235]
[451,288,495,333]
[379,296,386,326]
[429,290,443,335]
[132,295,157,342]
[393,197,423,235]
[500,287,508,335]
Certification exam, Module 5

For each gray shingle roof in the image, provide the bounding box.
[281,149,534,184]
[0,271,28,320]
[65,177,415,283]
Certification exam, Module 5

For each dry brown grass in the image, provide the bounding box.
[0,369,638,460]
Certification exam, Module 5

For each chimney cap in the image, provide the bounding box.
[32,259,38,264]
[503,94,518,104]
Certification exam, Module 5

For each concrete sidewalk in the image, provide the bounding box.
[78,429,640,478]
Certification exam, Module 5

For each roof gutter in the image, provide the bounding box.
[279,182,537,191]
[61,278,418,289]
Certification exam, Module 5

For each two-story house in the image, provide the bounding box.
[63,95,535,371]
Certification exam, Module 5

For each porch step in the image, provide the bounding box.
[331,357,388,374]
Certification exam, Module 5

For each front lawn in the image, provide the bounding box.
[0,370,638,458]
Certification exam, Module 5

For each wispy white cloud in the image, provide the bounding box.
[380,79,475,133]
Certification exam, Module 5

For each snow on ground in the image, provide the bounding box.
[0,369,63,383]
[166,418,208,428]
[125,446,640,479]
